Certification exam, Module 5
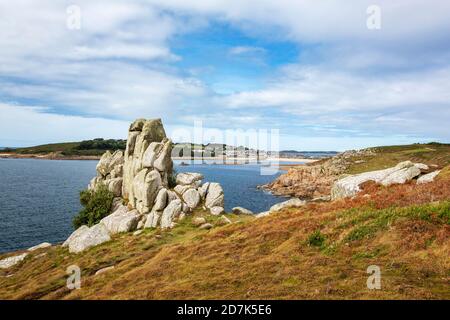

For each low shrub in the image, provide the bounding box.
[307,230,326,247]
[72,184,114,229]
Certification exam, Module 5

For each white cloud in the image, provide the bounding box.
[0,103,129,146]
[229,46,265,55]
[1,1,450,148]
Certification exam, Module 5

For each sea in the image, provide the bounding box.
[0,158,296,253]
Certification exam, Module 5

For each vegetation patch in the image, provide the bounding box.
[73,184,114,229]
[306,230,326,248]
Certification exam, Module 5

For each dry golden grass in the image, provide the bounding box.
[0,178,449,300]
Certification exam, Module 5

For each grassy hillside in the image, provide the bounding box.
[1,171,449,300]
[6,139,126,157]
[344,143,450,174]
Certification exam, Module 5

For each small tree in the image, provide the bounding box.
[73,184,114,229]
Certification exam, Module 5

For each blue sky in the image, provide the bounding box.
[0,0,449,150]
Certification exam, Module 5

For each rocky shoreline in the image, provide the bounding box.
[1,120,445,269]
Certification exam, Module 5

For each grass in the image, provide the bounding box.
[345,143,450,174]
[1,173,449,300]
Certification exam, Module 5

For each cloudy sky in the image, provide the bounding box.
[0,0,449,150]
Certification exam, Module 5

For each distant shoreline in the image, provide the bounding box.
[0,153,101,161]
[0,153,320,164]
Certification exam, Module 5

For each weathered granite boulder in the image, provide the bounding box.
[216,215,232,226]
[95,265,115,276]
[192,217,207,226]
[0,253,28,269]
[205,182,224,208]
[331,161,424,200]
[89,150,125,197]
[199,223,213,230]
[145,208,162,228]
[167,190,180,202]
[96,150,124,177]
[130,169,161,214]
[254,198,306,218]
[100,205,141,234]
[209,206,224,216]
[63,223,111,253]
[269,198,306,212]
[417,170,441,184]
[28,242,51,251]
[255,211,270,218]
[160,199,183,229]
[183,188,201,209]
[198,182,210,199]
[106,178,123,197]
[232,207,253,215]
[153,188,168,211]
[176,172,203,186]
[174,184,191,195]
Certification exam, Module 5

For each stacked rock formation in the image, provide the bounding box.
[89,150,124,196]
[64,118,226,253]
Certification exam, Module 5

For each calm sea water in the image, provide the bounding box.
[0,158,287,253]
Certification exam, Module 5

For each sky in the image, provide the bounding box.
[0,0,449,151]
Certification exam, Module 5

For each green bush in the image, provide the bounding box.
[307,230,326,247]
[73,184,114,229]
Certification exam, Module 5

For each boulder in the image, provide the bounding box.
[255,211,270,218]
[142,142,163,168]
[153,188,168,211]
[96,150,124,177]
[64,223,111,254]
[417,170,441,184]
[232,207,253,215]
[100,206,141,234]
[160,199,183,229]
[199,223,213,230]
[205,183,224,208]
[331,161,424,200]
[192,217,207,226]
[110,164,123,179]
[27,242,51,251]
[174,184,191,195]
[380,165,421,186]
[153,138,173,173]
[216,215,232,226]
[106,178,123,197]
[198,182,210,199]
[95,266,115,275]
[167,190,180,202]
[270,198,306,212]
[176,172,203,186]
[414,163,429,172]
[136,220,145,230]
[63,225,89,247]
[145,208,162,228]
[209,206,224,216]
[0,253,28,269]
[96,151,113,177]
[183,188,201,209]
[130,169,161,214]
